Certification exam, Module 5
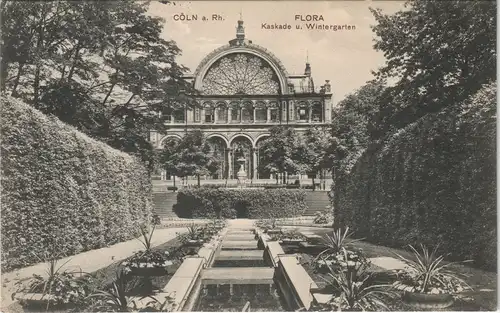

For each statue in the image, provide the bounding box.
[236,156,247,187]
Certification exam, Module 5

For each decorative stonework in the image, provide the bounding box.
[193,44,290,94]
[202,54,280,95]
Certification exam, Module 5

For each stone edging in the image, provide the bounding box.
[255,227,318,311]
[133,228,227,311]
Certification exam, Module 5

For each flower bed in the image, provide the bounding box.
[12,236,201,312]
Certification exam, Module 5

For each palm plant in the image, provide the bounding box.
[324,254,395,311]
[393,244,472,294]
[137,224,156,251]
[13,252,90,311]
[315,227,363,262]
[87,269,137,312]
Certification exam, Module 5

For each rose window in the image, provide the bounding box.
[202,54,280,95]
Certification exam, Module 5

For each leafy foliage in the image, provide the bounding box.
[158,130,220,186]
[1,1,195,167]
[1,97,153,271]
[87,269,138,312]
[313,211,333,225]
[329,80,385,176]
[13,255,96,310]
[175,188,307,219]
[316,227,362,259]
[322,257,395,311]
[369,0,496,139]
[258,126,304,184]
[298,126,334,188]
[334,82,496,270]
[393,244,472,294]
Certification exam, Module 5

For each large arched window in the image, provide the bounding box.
[202,53,280,95]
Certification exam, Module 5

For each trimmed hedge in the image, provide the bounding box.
[1,96,153,271]
[333,82,496,270]
[174,188,308,219]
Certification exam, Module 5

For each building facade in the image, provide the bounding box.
[151,18,333,180]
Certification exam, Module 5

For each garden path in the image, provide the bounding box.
[1,227,187,310]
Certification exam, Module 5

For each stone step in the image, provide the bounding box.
[221,240,258,250]
[227,229,254,233]
[201,267,274,284]
[217,250,263,261]
[225,234,255,241]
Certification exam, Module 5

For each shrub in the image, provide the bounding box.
[333,82,496,270]
[313,211,332,224]
[174,188,307,219]
[1,96,153,271]
[166,186,178,191]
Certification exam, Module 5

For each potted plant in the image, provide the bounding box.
[262,218,281,235]
[313,227,366,273]
[279,230,306,245]
[316,260,395,311]
[177,226,205,246]
[12,254,94,311]
[392,244,472,309]
[122,225,173,278]
[87,269,139,312]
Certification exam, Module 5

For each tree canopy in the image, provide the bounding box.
[369,0,496,139]
[258,126,304,184]
[1,1,195,168]
[158,130,219,186]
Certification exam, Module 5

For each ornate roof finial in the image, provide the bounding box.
[304,51,311,76]
[236,14,245,42]
[239,9,243,21]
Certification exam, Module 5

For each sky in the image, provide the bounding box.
[148,1,406,105]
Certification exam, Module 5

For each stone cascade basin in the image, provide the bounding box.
[193,227,286,311]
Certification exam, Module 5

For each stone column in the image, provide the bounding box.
[226,107,230,123]
[266,107,271,123]
[214,108,218,124]
[253,107,256,123]
[239,108,243,124]
[228,149,233,179]
[308,107,312,123]
[252,149,258,180]
[200,108,205,124]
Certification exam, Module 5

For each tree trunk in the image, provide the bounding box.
[66,41,82,81]
[312,176,316,191]
[282,172,286,185]
[10,63,25,96]
[197,175,200,187]
[102,82,117,106]
[33,12,46,107]
[173,176,176,188]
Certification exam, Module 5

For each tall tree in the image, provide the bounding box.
[158,137,181,187]
[1,1,195,168]
[164,130,219,187]
[369,0,496,139]
[299,126,333,190]
[259,126,303,184]
[329,81,384,175]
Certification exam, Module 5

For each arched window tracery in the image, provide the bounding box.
[202,53,280,95]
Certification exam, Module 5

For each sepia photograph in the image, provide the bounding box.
[0,0,496,312]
